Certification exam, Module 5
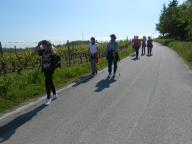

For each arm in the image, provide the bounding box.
[33,42,41,54]
[50,45,57,55]
[96,43,100,58]
[96,43,99,52]
[115,42,119,52]
[33,42,43,56]
[87,44,91,56]
[107,43,109,52]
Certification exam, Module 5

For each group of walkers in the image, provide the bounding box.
[34,34,153,105]
[132,36,153,59]
[88,34,120,77]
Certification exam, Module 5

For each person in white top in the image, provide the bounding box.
[88,37,98,75]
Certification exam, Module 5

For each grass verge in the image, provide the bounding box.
[155,38,192,65]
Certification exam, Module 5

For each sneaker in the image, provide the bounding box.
[52,94,58,100]
[111,73,116,79]
[113,72,116,77]
[45,98,52,106]
[108,73,112,77]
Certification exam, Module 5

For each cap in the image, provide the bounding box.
[110,34,117,39]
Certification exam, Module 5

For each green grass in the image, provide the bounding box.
[155,38,175,46]
[0,46,134,114]
[155,38,192,65]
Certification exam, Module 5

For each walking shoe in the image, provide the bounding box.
[111,73,116,79]
[45,98,52,106]
[52,94,58,100]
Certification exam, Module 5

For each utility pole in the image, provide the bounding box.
[67,40,71,66]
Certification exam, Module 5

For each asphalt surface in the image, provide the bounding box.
[1,43,192,144]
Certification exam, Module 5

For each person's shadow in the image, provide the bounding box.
[0,104,46,143]
[131,57,140,61]
[72,75,94,87]
[95,76,117,92]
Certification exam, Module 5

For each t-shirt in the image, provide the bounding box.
[107,41,119,52]
[89,43,98,54]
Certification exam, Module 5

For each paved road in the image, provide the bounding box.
[1,43,192,144]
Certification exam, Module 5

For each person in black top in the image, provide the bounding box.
[107,34,120,77]
[35,40,57,105]
[141,36,146,55]
[147,36,153,56]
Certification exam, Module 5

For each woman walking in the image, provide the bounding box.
[88,37,98,75]
[147,36,153,56]
[35,40,57,105]
[141,36,146,55]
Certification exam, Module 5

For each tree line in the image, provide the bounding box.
[156,0,192,40]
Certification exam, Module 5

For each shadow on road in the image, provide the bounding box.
[147,54,153,57]
[72,75,94,87]
[131,57,140,61]
[95,76,117,92]
[0,104,46,143]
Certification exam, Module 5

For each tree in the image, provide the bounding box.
[185,0,192,7]
[156,0,192,40]
[156,3,168,37]
[168,0,178,8]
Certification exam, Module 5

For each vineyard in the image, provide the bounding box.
[0,40,130,75]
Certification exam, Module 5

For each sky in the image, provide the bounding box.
[0,0,186,48]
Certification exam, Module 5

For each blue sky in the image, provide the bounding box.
[0,0,185,47]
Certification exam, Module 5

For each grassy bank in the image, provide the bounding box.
[0,46,133,114]
[155,38,192,65]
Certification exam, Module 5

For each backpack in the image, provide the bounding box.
[132,39,141,49]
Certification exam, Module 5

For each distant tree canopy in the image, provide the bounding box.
[156,0,192,40]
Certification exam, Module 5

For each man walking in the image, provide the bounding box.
[107,34,120,77]
[147,36,153,56]
[132,36,141,59]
